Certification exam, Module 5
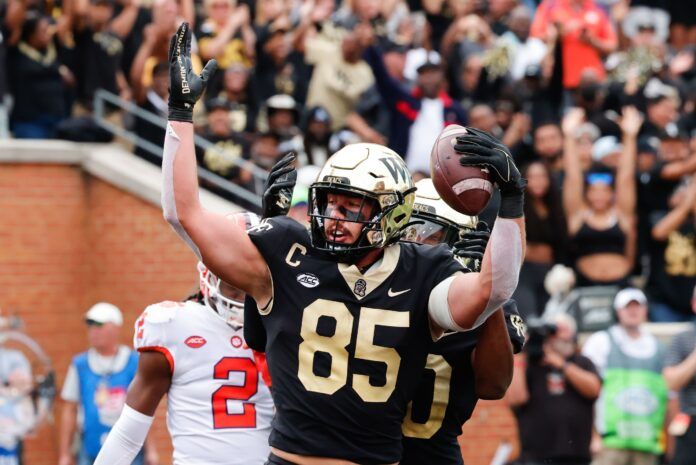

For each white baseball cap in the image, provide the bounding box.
[614,288,647,310]
[85,302,123,326]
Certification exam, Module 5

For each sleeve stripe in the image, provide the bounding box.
[138,346,174,374]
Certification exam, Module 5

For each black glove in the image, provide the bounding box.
[452,221,490,273]
[503,299,526,354]
[168,22,218,122]
[261,152,297,219]
[454,127,526,218]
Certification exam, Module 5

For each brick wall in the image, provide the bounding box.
[0,163,519,465]
[0,164,196,464]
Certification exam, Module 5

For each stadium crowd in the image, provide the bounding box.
[2,0,696,322]
[2,0,696,464]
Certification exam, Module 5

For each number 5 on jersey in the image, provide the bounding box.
[298,299,409,402]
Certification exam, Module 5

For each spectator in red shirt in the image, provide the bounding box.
[530,0,618,90]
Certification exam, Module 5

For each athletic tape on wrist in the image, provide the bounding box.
[161,122,202,260]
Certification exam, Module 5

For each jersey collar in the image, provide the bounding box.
[338,244,401,300]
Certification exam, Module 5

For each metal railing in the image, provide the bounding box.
[93,89,265,208]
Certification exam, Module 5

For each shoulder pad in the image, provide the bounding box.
[133,301,186,350]
[140,301,185,325]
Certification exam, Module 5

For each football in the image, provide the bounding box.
[430,125,493,216]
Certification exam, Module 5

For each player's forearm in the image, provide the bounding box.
[663,350,696,391]
[93,405,154,465]
[162,121,204,259]
[473,309,513,399]
[446,217,524,330]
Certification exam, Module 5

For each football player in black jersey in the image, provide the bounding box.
[247,176,527,465]
[162,23,526,465]
[400,179,526,465]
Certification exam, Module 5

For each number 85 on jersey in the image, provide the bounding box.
[298,299,409,403]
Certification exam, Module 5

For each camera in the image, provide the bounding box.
[525,319,557,363]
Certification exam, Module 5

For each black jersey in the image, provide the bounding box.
[401,330,480,465]
[246,215,464,464]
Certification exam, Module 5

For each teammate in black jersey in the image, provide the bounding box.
[162,23,526,465]
[400,179,526,465]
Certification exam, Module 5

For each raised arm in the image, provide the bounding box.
[615,106,642,217]
[428,128,526,331]
[561,109,588,227]
[163,23,271,304]
[362,44,412,109]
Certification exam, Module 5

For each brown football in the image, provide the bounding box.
[430,125,493,216]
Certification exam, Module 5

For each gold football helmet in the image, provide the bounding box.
[402,178,477,246]
[309,143,416,259]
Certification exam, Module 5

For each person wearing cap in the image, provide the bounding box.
[592,135,623,170]
[264,94,300,140]
[641,80,681,139]
[58,303,156,465]
[361,27,466,177]
[582,288,668,465]
[663,286,696,465]
[294,105,333,167]
[506,313,601,465]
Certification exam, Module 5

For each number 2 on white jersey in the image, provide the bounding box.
[211,357,258,428]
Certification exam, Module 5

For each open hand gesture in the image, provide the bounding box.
[168,22,218,122]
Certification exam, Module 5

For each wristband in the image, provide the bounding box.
[168,107,193,123]
[499,191,524,218]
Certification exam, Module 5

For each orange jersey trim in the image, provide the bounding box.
[138,346,175,374]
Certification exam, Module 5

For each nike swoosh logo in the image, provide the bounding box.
[388,288,411,297]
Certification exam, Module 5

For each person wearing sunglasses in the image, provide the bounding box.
[58,303,158,465]
[561,107,642,287]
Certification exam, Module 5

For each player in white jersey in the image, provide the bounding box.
[94,213,274,465]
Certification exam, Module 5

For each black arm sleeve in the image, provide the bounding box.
[243,296,267,352]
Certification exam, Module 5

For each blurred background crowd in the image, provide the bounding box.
[2,0,696,464]
[2,0,696,323]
